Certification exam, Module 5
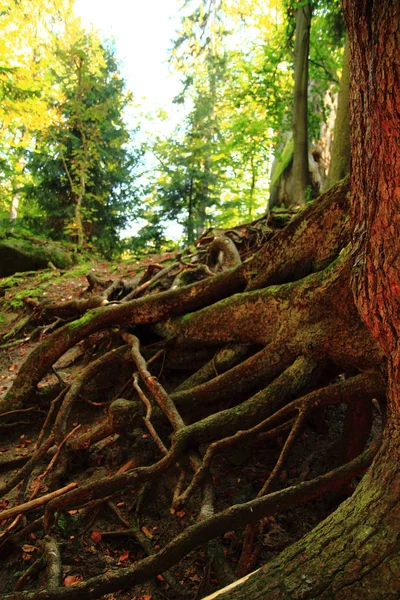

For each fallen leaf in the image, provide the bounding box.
[141,526,153,539]
[63,575,83,586]
[91,530,102,544]
[119,550,129,562]
[176,510,186,519]
[8,364,18,371]
[22,544,37,553]
[156,574,164,581]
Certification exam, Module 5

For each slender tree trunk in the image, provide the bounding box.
[248,153,256,220]
[204,1,400,598]
[187,177,195,244]
[9,192,20,222]
[292,1,312,205]
[75,170,85,248]
[323,38,350,191]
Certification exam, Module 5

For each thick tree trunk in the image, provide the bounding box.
[323,37,350,191]
[292,1,312,205]
[204,1,400,598]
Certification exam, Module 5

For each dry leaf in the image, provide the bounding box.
[63,575,83,586]
[119,550,129,562]
[141,526,153,539]
[91,530,102,544]
[22,544,37,553]
[176,510,186,518]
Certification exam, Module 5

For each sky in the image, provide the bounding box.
[74,0,185,238]
[74,0,183,123]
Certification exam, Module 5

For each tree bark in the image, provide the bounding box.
[292,1,312,205]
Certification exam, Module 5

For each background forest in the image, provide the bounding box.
[0,0,347,258]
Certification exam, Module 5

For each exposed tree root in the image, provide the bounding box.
[0,181,388,598]
[6,444,378,600]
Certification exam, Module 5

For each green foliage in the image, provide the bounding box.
[26,35,139,256]
[144,0,345,228]
[0,2,141,258]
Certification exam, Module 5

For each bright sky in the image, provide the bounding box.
[74,0,185,239]
[74,0,183,119]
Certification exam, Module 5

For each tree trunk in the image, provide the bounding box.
[323,37,350,191]
[292,1,312,205]
[203,1,400,597]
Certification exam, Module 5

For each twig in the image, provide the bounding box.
[133,374,168,455]
[0,407,38,420]
[14,555,46,591]
[0,482,78,522]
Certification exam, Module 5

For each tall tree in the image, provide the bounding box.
[292,0,312,205]
[0,0,77,222]
[323,36,350,190]
[28,35,137,254]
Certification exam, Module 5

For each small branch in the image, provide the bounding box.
[14,555,46,592]
[0,482,78,523]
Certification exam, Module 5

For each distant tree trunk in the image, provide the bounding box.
[247,153,256,220]
[292,1,312,205]
[187,177,195,244]
[323,37,350,191]
[205,1,400,597]
[9,192,20,222]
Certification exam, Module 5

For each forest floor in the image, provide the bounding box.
[0,205,383,600]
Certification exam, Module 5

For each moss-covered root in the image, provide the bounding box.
[0,267,246,414]
[244,177,350,290]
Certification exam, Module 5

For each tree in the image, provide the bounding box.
[323,36,350,191]
[1,1,399,599]
[28,35,137,254]
[204,1,400,596]
[291,0,312,205]
[0,0,77,222]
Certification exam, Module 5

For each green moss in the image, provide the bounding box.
[68,309,98,330]
[270,136,294,188]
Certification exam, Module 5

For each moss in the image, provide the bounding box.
[0,236,76,277]
[270,136,294,188]
[68,308,99,330]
